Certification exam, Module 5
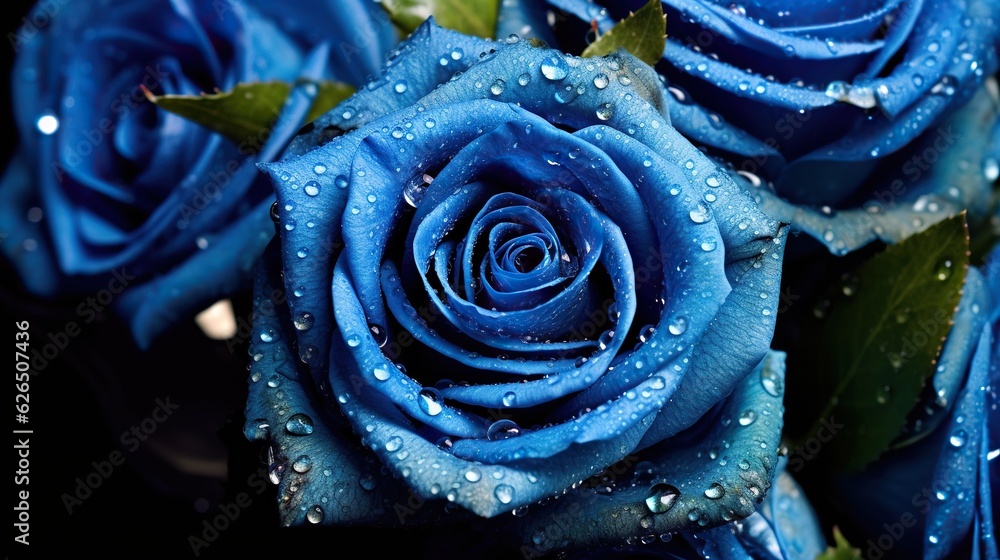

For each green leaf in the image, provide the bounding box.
[816,527,863,560]
[380,0,500,38]
[799,213,969,472]
[581,0,666,66]
[143,81,354,145]
[306,82,357,124]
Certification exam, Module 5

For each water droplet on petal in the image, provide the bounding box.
[949,430,966,447]
[738,409,757,426]
[645,483,680,514]
[595,103,615,120]
[306,505,324,524]
[598,329,615,350]
[638,324,656,343]
[689,203,711,223]
[385,436,403,452]
[540,55,569,80]
[36,113,59,134]
[704,482,725,499]
[294,312,314,331]
[368,323,389,347]
[487,419,521,440]
[292,455,312,473]
[984,157,999,182]
[418,387,444,416]
[667,316,687,335]
[359,473,376,491]
[494,484,515,504]
[760,368,782,397]
[285,413,314,435]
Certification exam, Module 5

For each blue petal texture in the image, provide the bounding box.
[0,0,396,347]
[833,247,999,559]
[547,0,999,254]
[248,20,788,549]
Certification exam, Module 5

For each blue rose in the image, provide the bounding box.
[547,0,999,255]
[243,19,801,556]
[831,247,999,560]
[0,0,395,346]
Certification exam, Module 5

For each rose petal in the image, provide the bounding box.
[500,351,786,554]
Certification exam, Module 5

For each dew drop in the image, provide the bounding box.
[403,180,428,208]
[984,157,999,182]
[487,419,521,441]
[704,482,725,499]
[292,455,312,473]
[385,436,403,452]
[759,368,782,397]
[36,113,59,134]
[285,413,314,435]
[373,365,391,381]
[935,259,953,281]
[593,73,610,89]
[949,430,966,447]
[306,505,324,524]
[490,79,505,95]
[645,483,680,514]
[418,387,444,416]
[304,181,321,197]
[738,409,757,426]
[876,385,891,404]
[294,312,314,331]
[368,323,389,348]
[494,484,515,504]
[540,55,569,80]
[503,391,517,407]
[689,203,711,224]
[667,316,687,336]
[595,103,614,120]
[465,468,482,482]
[598,329,615,350]
[359,474,376,491]
[638,324,656,343]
